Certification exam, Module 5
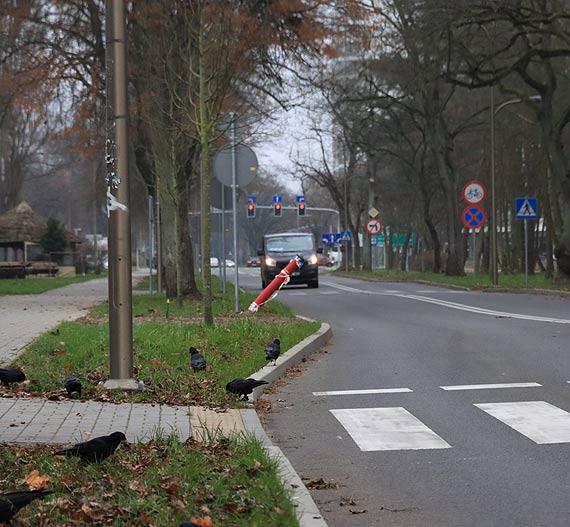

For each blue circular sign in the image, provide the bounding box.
[462,206,486,229]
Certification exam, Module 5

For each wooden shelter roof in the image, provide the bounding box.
[0,201,81,244]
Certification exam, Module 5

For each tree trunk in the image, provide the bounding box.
[174,154,200,303]
[198,13,213,325]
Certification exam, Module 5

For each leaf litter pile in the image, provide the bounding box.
[0,435,299,527]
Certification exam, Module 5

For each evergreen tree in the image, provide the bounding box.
[40,217,67,262]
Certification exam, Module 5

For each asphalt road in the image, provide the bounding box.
[239,267,570,527]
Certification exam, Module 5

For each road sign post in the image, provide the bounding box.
[516,197,538,287]
[462,182,486,279]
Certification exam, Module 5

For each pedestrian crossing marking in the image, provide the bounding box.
[330,407,451,451]
[313,388,412,396]
[475,401,570,444]
[441,382,542,391]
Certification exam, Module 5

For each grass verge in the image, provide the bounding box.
[0,273,106,296]
[0,433,299,527]
[7,277,319,406]
[338,268,570,292]
[12,317,318,406]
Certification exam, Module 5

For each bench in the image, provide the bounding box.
[0,262,27,279]
[26,261,59,277]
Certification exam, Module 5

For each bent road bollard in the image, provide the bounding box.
[248,256,304,313]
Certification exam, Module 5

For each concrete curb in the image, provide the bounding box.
[250,317,332,402]
[241,409,328,527]
[239,317,332,527]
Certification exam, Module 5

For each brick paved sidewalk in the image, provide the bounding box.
[0,398,245,445]
[0,270,150,364]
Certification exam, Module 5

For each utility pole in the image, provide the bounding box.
[155,185,162,293]
[104,0,137,390]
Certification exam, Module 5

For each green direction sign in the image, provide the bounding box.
[370,233,413,245]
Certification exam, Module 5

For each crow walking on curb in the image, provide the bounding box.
[265,338,281,366]
[190,347,207,372]
[54,431,127,463]
[0,489,53,523]
[226,378,268,400]
[0,367,26,385]
[64,375,82,397]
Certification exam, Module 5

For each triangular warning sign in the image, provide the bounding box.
[517,199,536,217]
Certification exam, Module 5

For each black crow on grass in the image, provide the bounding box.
[0,367,25,385]
[0,489,53,523]
[64,375,82,397]
[226,378,268,400]
[190,347,207,372]
[53,431,127,463]
[265,338,281,366]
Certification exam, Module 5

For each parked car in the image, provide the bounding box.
[247,256,261,267]
[224,259,236,267]
[317,254,333,267]
[210,257,219,268]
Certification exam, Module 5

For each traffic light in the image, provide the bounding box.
[247,202,255,218]
[274,203,282,217]
[298,202,306,217]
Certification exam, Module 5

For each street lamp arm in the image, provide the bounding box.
[495,95,541,115]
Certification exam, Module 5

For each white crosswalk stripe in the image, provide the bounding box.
[475,401,570,444]
[330,407,451,451]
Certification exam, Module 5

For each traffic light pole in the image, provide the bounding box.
[252,206,340,232]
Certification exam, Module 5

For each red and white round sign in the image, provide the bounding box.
[365,218,382,235]
[462,181,486,204]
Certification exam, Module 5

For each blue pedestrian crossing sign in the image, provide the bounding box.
[516,198,537,219]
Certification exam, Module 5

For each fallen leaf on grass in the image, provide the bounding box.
[24,469,50,490]
[150,359,161,368]
[160,479,179,494]
[246,459,263,475]
[129,481,147,493]
[191,517,213,527]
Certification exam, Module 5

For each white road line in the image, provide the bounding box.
[313,388,412,396]
[384,290,403,293]
[320,291,340,295]
[321,281,570,325]
[331,407,451,451]
[441,382,542,391]
[321,281,368,293]
[288,292,307,296]
[415,290,468,294]
[475,401,570,444]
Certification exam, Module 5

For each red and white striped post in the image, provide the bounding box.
[248,256,304,313]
